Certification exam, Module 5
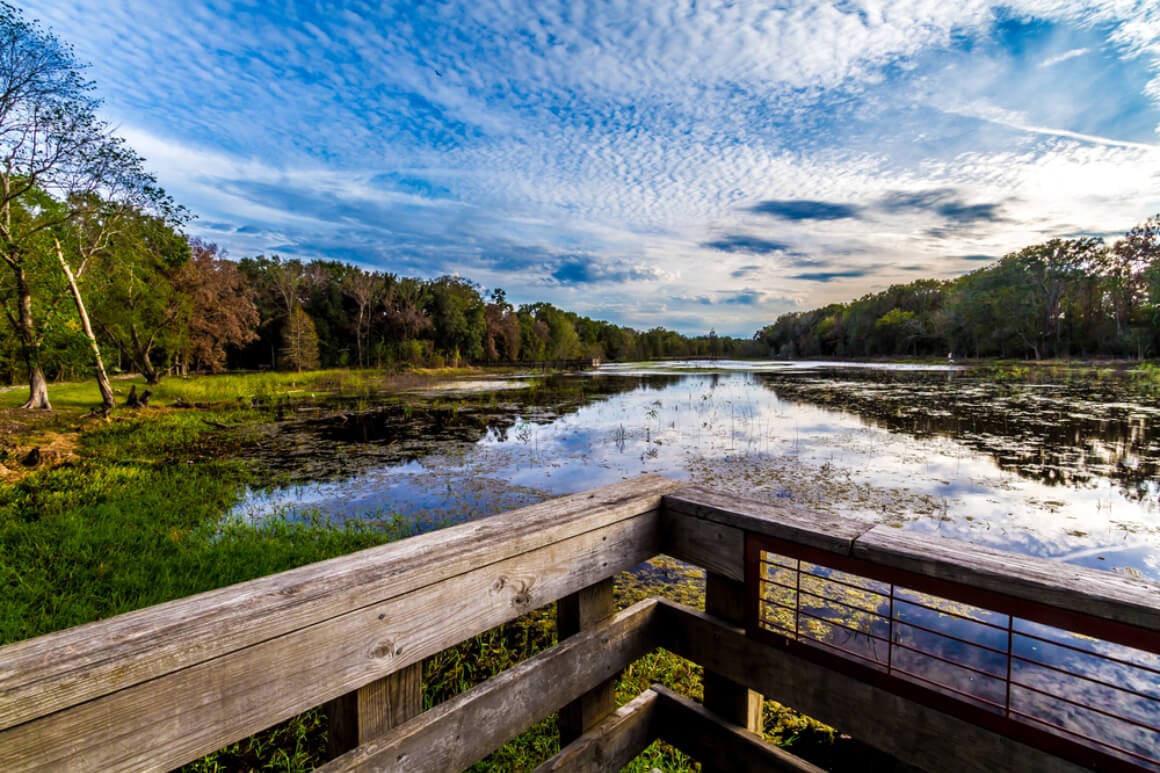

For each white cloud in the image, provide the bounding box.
[14,0,1160,334]
[943,103,1160,151]
[1040,47,1092,67]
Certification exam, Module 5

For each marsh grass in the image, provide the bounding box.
[1133,361,1160,391]
[0,387,428,644]
[181,711,327,773]
[0,367,503,417]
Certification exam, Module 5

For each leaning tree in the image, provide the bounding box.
[0,2,171,410]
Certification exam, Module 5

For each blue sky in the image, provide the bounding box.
[20,1,1160,337]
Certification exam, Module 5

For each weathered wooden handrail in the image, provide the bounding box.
[2,476,1157,771]
[662,486,1160,634]
[663,486,1160,772]
[0,476,680,771]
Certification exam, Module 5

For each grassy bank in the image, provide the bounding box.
[0,407,412,644]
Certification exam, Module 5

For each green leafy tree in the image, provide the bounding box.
[425,275,484,364]
[517,309,550,362]
[0,3,169,409]
[1107,215,1160,357]
[984,239,1101,359]
[235,255,305,369]
[304,260,352,367]
[381,275,428,364]
[540,305,581,361]
[873,308,922,355]
[340,267,386,368]
[86,206,190,384]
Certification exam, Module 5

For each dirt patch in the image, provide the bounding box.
[0,401,121,481]
[0,413,81,481]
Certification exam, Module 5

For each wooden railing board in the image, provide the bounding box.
[3,477,1157,772]
[557,577,618,744]
[0,510,662,771]
[701,572,763,745]
[656,599,1090,773]
[534,688,659,773]
[659,508,744,581]
[854,526,1160,635]
[317,599,660,773]
[652,685,826,773]
[663,487,875,555]
[0,475,683,733]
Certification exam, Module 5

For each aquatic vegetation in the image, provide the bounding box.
[222,363,1160,581]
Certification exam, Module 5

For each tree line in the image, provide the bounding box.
[229,256,752,373]
[756,216,1160,361]
[0,229,751,402]
[0,4,754,412]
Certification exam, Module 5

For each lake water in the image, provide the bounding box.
[229,360,1160,582]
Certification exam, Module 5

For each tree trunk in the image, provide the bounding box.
[56,240,116,414]
[21,365,51,410]
[129,323,161,384]
[11,265,52,410]
[356,306,366,369]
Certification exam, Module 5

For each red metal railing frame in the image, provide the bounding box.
[745,534,1160,773]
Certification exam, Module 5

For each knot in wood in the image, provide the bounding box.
[370,640,397,659]
[508,577,534,607]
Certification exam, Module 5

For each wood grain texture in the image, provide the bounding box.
[652,685,825,773]
[0,475,683,734]
[318,599,660,773]
[666,485,1160,636]
[534,689,658,773]
[0,514,661,771]
[325,663,422,757]
[557,578,617,744]
[7,474,1157,773]
[660,509,744,581]
[701,573,763,738]
[854,526,1160,634]
[663,486,874,555]
[657,599,1090,773]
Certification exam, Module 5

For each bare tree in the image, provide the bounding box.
[280,304,320,372]
[340,268,385,368]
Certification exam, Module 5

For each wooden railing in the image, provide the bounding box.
[2,476,1157,772]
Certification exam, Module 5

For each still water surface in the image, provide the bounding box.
[230,361,1160,582]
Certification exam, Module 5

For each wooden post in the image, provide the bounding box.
[702,573,763,741]
[556,577,617,745]
[325,663,422,757]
